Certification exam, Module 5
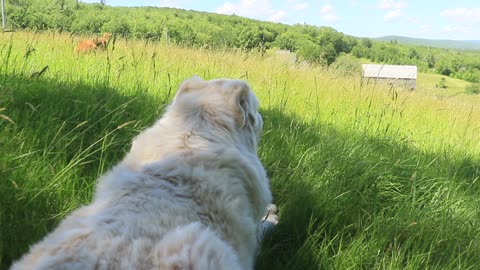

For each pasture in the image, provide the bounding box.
[1,32,479,269]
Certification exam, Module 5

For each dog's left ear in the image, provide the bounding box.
[231,82,252,128]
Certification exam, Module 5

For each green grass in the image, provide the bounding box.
[417,73,468,94]
[1,31,480,270]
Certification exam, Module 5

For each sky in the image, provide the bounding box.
[81,0,480,40]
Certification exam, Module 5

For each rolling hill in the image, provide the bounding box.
[375,35,480,50]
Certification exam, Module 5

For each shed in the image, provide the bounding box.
[362,64,417,90]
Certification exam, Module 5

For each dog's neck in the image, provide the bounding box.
[121,113,257,171]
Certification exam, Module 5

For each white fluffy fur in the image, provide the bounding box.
[11,76,276,270]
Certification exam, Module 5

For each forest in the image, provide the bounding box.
[4,0,480,85]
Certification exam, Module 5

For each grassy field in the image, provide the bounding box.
[1,31,479,269]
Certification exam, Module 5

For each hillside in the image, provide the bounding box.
[5,1,480,84]
[375,36,480,50]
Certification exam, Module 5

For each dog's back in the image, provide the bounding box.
[11,153,258,269]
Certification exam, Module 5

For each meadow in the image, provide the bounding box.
[1,31,479,269]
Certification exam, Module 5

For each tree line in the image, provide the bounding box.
[4,0,480,83]
[352,39,480,83]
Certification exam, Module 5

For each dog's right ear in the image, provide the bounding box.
[175,76,208,98]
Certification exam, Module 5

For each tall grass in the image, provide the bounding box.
[1,31,479,269]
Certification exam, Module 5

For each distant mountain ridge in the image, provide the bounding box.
[374,36,480,50]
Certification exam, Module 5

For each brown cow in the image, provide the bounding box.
[75,33,112,53]
[74,40,98,53]
[94,32,112,49]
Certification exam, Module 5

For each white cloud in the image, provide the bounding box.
[270,10,287,22]
[384,9,402,21]
[158,0,184,8]
[418,24,431,33]
[216,0,288,23]
[294,2,309,11]
[379,0,406,21]
[408,17,420,24]
[411,24,432,36]
[321,4,333,13]
[216,0,272,17]
[380,0,407,10]
[443,25,470,33]
[323,13,339,22]
[320,4,339,22]
[441,8,480,22]
[216,2,236,14]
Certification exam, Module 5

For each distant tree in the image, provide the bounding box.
[351,44,370,58]
[297,42,322,64]
[425,53,436,68]
[235,26,274,51]
[316,27,348,53]
[435,77,447,89]
[436,59,453,76]
[361,38,373,48]
[319,43,338,65]
[408,48,419,60]
[330,54,362,76]
[71,10,108,33]
[274,31,309,51]
[55,0,65,10]
[6,0,31,28]
[103,17,130,37]
[455,67,480,83]
[465,83,480,94]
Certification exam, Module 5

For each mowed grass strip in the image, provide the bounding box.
[1,31,479,269]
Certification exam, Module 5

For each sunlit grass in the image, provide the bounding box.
[1,31,479,269]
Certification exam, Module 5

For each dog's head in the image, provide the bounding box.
[169,76,263,152]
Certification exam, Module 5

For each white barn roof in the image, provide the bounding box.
[362,64,417,80]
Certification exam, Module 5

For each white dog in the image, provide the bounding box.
[11,76,278,270]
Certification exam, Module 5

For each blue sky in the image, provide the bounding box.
[81,0,480,40]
